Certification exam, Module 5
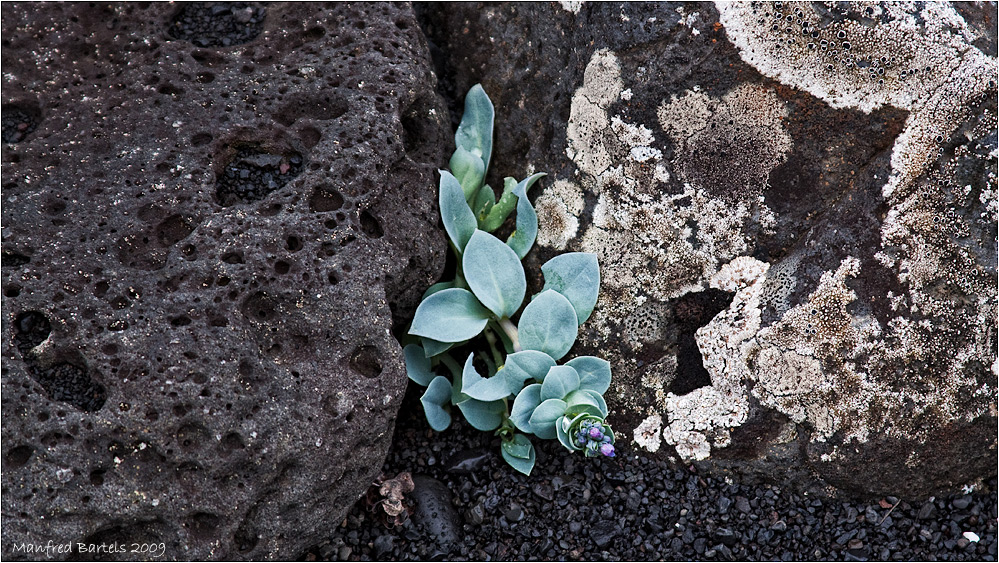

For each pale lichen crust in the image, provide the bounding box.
[539,2,997,475]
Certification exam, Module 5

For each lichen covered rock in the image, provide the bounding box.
[421,1,996,496]
[2,3,447,559]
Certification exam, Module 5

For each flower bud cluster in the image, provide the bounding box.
[575,419,615,457]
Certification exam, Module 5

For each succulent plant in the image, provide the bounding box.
[402,85,615,475]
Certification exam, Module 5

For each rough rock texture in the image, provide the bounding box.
[1,2,448,560]
[419,1,997,497]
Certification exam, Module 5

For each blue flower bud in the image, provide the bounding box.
[599,443,616,457]
[588,427,603,440]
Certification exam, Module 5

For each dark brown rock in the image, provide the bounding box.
[1,2,448,559]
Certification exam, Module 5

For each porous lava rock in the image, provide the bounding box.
[418,1,997,497]
[1,2,448,560]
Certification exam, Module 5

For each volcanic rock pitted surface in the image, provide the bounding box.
[1,2,448,560]
[418,1,997,497]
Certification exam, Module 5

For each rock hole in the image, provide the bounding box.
[214,146,303,207]
[1,250,31,268]
[667,289,735,396]
[14,311,51,354]
[285,235,303,252]
[191,132,213,146]
[349,345,382,378]
[240,291,277,322]
[156,214,196,246]
[168,2,267,48]
[359,209,384,238]
[2,103,41,143]
[170,315,193,327]
[187,512,220,541]
[274,92,348,127]
[221,251,244,264]
[309,185,345,212]
[176,422,209,451]
[3,445,34,469]
[274,260,290,274]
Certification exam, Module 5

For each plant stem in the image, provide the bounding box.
[438,353,462,378]
[498,318,521,352]
[483,327,506,368]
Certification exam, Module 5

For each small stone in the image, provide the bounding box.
[736,496,752,514]
[918,502,936,520]
[592,520,618,548]
[952,496,971,509]
[504,504,524,522]
[372,535,394,558]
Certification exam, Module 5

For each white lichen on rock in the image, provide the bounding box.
[716,1,997,199]
[633,413,663,453]
[550,49,790,346]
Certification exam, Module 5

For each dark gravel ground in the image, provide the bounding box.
[304,386,997,562]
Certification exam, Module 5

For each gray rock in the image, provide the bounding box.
[420,1,997,498]
[1,3,448,560]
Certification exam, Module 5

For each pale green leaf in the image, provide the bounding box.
[420,376,453,431]
[456,398,505,431]
[480,177,518,232]
[517,290,578,361]
[501,435,536,475]
[506,173,545,259]
[461,352,512,402]
[541,252,600,324]
[409,288,490,342]
[565,355,611,394]
[463,230,526,319]
[421,337,454,358]
[528,398,568,439]
[449,146,485,201]
[439,170,477,252]
[510,383,542,434]
[404,344,435,386]
[540,365,580,401]
[455,84,494,173]
[498,351,556,392]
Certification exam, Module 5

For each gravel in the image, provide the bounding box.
[304,387,998,561]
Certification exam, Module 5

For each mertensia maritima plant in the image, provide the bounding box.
[402,85,615,475]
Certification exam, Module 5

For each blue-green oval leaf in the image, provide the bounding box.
[510,383,542,434]
[439,170,477,252]
[409,288,490,343]
[502,432,534,459]
[528,398,568,439]
[540,365,580,401]
[501,434,536,476]
[422,281,454,302]
[563,390,604,418]
[457,398,505,431]
[420,376,453,432]
[449,146,485,201]
[506,173,546,259]
[565,356,611,394]
[499,350,556,391]
[455,84,494,173]
[461,353,511,402]
[421,337,454,358]
[541,252,600,324]
[555,415,580,451]
[463,230,526,319]
[404,344,435,386]
[517,290,578,361]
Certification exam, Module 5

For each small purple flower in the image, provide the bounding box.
[588,427,603,440]
[599,443,616,457]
